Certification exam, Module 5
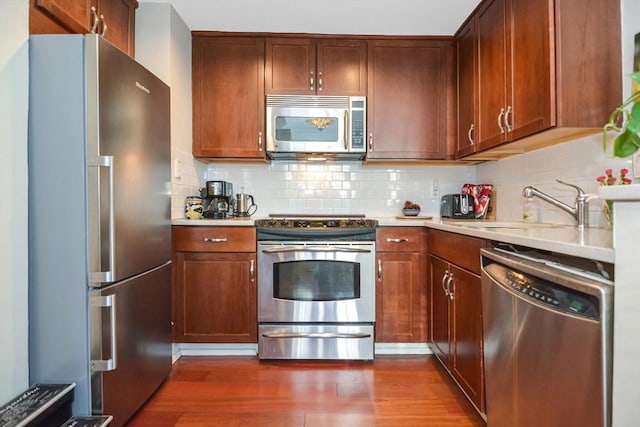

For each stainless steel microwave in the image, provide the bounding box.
[265,95,366,160]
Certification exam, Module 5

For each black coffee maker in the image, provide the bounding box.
[200,181,234,219]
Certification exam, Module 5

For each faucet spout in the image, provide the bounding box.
[522,180,589,228]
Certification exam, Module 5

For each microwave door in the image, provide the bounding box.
[269,107,345,153]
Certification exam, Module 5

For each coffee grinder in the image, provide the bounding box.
[200,181,234,219]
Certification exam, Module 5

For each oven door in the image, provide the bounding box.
[257,241,376,323]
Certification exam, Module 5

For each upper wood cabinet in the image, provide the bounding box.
[455,18,478,158]
[29,0,138,56]
[265,38,367,95]
[458,0,621,159]
[366,39,454,160]
[192,35,266,159]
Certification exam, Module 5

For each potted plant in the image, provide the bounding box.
[603,72,640,157]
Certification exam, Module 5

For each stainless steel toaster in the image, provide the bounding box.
[440,194,476,219]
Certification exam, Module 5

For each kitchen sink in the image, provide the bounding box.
[443,221,565,229]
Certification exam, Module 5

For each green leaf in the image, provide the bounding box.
[629,103,640,133]
[631,72,640,85]
[613,130,640,158]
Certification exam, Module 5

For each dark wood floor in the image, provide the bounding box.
[127,355,486,426]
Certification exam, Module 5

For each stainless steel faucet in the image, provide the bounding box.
[522,180,589,228]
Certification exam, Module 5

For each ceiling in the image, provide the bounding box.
[138,0,481,35]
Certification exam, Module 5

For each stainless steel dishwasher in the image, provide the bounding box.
[481,246,614,427]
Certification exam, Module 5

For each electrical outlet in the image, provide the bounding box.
[431,179,439,199]
[174,159,183,180]
[634,152,640,179]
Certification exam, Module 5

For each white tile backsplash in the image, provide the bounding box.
[476,133,634,227]
[199,161,475,217]
[170,133,634,225]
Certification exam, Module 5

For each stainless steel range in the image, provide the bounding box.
[256,215,378,360]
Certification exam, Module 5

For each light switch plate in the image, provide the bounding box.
[634,152,640,179]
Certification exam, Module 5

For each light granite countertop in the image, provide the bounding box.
[172,216,614,263]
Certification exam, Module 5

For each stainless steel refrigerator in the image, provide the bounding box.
[28,34,172,426]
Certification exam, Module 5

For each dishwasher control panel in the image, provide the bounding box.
[485,263,600,319]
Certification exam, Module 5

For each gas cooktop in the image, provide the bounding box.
[255,214,378,241]
[256,214,377,230]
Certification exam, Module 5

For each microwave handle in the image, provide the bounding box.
[344,109,349,151]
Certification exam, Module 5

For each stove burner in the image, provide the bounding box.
[257,217,375,229]
[255,215,378,241]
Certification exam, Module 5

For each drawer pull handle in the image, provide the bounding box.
[203,237,228,243]
[386,238,408,243]
[250,259,255,282]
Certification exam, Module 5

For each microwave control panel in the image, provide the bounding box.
[350,98,366,150]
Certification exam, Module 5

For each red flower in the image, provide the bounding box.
[597,168,633,186]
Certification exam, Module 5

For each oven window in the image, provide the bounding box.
[273,260,360,301]
[275,116,340,142]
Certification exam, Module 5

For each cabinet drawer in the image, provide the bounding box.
[376,227,425,252]
[429,229,483,275]
[173,226,256,252]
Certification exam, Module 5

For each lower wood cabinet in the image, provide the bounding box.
[429,229,485,414]
[173,226,257,343]
[375,227,428,343]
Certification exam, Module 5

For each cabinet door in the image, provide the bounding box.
[31,0,94,34]
[317,39,367,95]
[173,252,257,343]
[429,255,450,363]
[455,18,478,158]
[265,38,315,94]
[450,264,484,412]
[375,252,427,343]
[192,37,266,158]
[97,0,137,56]
[367,40,450,160]
[508,0,554,140]
[476,0,509,151]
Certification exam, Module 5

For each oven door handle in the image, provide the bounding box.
[261,246,372,254]
[261,332,372,339]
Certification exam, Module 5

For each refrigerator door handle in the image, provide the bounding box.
[91,294,117,372]
[89,155,115,284]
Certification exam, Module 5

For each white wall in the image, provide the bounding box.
[0,0,29,403]
[135,2,203,219]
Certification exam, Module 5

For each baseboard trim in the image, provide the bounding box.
[172,342,432,362]
[375,343,432,355]
[172,343,258,362]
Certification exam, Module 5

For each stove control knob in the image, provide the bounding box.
[267,219,277,227]
[357,219,366,226]
[296,220,309,228]
[326,220,338,228]
[279,219,288,227]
